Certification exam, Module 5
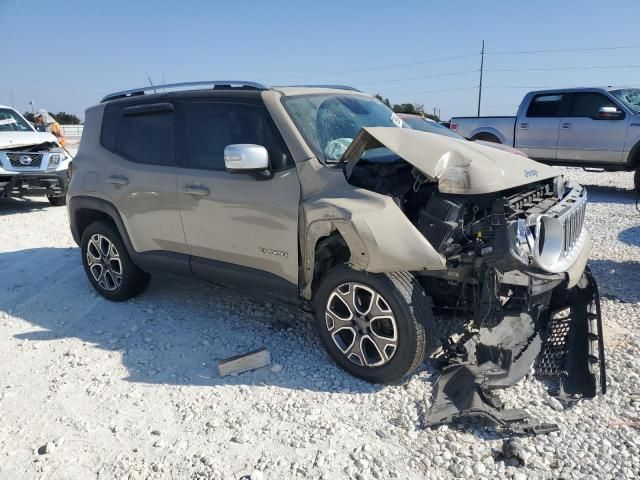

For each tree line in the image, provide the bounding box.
[23,111,82,125]
[374,94,439,121]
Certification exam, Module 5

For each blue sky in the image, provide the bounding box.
[1,0,638,120]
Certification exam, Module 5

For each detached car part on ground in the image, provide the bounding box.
[0,105,70,205]
[68,83,605,433]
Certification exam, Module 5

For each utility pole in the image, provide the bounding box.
[10,90,15,108]
[477,40,485,117]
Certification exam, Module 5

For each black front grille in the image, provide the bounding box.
[7,153,43,168]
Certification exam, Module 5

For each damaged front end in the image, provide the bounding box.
[338,126,606,433]
[420,182,606,434]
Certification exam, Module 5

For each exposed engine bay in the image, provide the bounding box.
[346,157,606,434]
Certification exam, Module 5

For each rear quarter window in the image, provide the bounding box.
[100,103,175,166]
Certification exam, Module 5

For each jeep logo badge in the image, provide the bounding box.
[19,155,32,166]
[524,169,539,178]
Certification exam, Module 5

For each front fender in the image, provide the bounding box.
[301,188,446,298]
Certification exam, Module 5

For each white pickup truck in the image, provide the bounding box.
[451,87,640,191]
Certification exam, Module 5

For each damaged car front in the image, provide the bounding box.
[0,105,70,205]
[340,126,606,432]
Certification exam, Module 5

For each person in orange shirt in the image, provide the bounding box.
[34,109,66,147]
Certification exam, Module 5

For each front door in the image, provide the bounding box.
[177,100,301,302]
[515,93,565,162]
[556,92,629,164]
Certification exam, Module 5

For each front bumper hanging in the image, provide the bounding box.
[0,171,69,198]
[424,267,606,435]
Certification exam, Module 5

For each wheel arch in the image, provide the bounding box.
[69,196,136,258]
[469,129,503,143]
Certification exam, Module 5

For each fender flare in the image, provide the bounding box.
[468,127,505,144]
[68,195,137,258]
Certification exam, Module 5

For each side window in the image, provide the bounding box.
[120,109,174,166]
[185,102,292,171]
[100,106,120,152]
[100,104,175,166]
[526,94,564,117]
[568,93,616,118]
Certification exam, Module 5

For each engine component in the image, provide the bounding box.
[417,196,465,255]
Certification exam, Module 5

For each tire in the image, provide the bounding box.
[48,195,66,206]
[81,220,150,301]
[634,169,640,194]
[313,266,433,384]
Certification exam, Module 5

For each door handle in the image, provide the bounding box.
[181,185,209,196]
[560,122,572,129]
[519,122,529,130]
[107,175,129,186]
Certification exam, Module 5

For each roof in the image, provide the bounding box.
[100,81,365,103]
[526,86,627,95]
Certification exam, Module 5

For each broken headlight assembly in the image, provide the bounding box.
[508,214,565,272]
[47,154,62,171]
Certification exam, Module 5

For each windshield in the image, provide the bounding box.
[283,94,405,163]
[610,88,640,114]
[0,108,34,132]
[400,115,465,140]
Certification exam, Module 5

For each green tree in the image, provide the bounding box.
[53,112,81,124]
[374,93,392,109]
[373,95,440,121]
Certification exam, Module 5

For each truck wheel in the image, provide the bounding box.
[81,220,150,301]
[48,195,66,206]
[634,169,640,194]
[313,266,433,383]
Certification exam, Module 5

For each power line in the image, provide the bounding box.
[355,69,478,86]
[384,86,478,96]
[487,45,640,55]
[487,64,640,73]
[486,65,640,72]
[266,53,479,81]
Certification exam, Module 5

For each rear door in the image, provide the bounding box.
[556,92,628,164]
[515,93,565,161]
[177,99,301,302]
[100,102,189,272]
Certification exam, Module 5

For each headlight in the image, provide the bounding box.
[437,165,470,193]
[553,176,565,199]
[508,219,532,265]
[47,154,61,171]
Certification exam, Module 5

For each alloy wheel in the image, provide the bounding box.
[86,234,123,292]
[325,282,398,367]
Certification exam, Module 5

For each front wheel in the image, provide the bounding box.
[313,267,433,384]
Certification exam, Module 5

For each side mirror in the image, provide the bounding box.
[597,106,625,120]
[224,144,269,173]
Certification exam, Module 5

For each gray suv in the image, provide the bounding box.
[68,82,605,412]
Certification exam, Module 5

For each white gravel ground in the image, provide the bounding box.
[0,169,639,480]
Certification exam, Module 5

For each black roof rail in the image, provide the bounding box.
[282,84,362,92]
[101,80,269,103]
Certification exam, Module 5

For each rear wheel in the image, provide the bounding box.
[634,169,640,194]
[48,195,66,206]
[81,221,150,301]
[313,266,433,383]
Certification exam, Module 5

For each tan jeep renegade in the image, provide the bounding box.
[68,82,605,420]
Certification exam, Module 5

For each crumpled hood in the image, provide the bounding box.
[343,127,559,194]
[0,131,58,150]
